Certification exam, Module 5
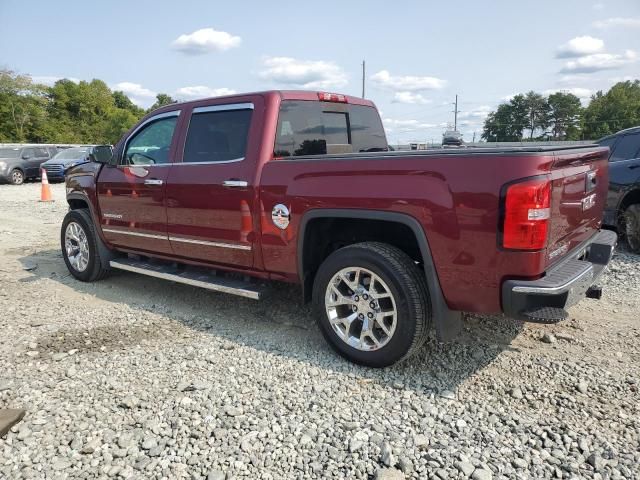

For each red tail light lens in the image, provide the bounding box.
[502,178,551,250]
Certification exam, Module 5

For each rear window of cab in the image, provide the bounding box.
[274,100,388,157]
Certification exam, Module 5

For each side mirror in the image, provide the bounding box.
[22,154,31,160]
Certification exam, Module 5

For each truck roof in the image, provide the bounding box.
[150,90,376,116]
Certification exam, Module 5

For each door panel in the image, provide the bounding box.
[97,165,172,254]
[166,101,259,268]
[96,110,181,254]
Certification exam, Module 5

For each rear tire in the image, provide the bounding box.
[61,209,113,281]
[312,242,431,367]
[622,203,640,253]
[9,169,24,185]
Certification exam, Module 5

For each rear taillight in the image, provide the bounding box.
[502,177,551,250]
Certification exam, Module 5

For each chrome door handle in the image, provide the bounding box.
[223,180,248,188]
[144,179,164,185]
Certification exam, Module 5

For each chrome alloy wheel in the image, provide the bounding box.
[325,267,397,351]
[64,222,90,272]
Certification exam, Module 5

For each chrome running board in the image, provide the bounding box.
[109,258,264,300]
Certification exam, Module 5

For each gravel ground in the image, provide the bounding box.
[0,182,638,480]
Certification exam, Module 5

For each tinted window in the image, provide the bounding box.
[33,147,49,158]
[610,133,640,162]
[183,108,252,163]
[54,147,88,160]
[123,116,178,165]
[0,148,20,158]
[274,101,387,157]
[93,146,113,163]
[22,148,35,158]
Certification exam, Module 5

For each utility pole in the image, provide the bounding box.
[472,131,476,143]
[361,60,365,98]
[451,94,460,131]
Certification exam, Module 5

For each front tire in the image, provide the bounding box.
[622,204,640,253]
[9,169,24,185]
[61,209,112,282]
[312,242,431,367]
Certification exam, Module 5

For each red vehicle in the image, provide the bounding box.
[61,90,616,367]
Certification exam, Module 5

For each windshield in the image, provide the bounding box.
[0,148,20,158]
[53,147,89,160]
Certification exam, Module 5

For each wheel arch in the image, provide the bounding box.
[618,187,640,220]
[298,209,462,341]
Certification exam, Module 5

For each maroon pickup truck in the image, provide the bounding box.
[61,90,617,367]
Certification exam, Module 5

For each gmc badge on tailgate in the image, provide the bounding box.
[582,193,597,211]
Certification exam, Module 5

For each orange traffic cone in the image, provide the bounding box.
[240,200,252,242]
[39,169,54,202]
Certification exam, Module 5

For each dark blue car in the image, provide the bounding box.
[41,145,112,182]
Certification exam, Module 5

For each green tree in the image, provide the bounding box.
[482,96,529,142]
[582,80,640,139]
[148,93,176,112]
[0,69,49,142]
[547,92,582,140]
[523,91,550,140]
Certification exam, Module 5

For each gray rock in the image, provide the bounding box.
[471,469,492,480]
[147,446,163,457]
[587,453,604,471]
[455,460,475,477]
[119,395,139,409]
[576,381,589,394]
[439,389,456,400]
[510,387,523,399]
[52,459,71,471]
[414,433,429,448]
[398,456,413,474]
[381,441,395,467]
[207,470,225,480]
[224,405,243,416]
[374,468,404,480]
[542,332,556,344]
[512,458,528,469]
[141,437,157,450]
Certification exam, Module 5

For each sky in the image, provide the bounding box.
[1,0,639,144]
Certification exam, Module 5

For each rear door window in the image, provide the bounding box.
[610,132,640,162]
[183,107,253,163]
[274,101,387,157]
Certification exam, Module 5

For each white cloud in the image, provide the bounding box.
[174,86,236,99]
[114,82,156,98]
[593,17,640,29]
[458,105,492,120]
[31,75,79,85]
[543,87,594,99]
[560,50,637,73]
[370,70,446,91]
[501,94,517,102]
[258,56,348,89]
[392,91,430,104]
[172,28,241,54]
[382,117,437,132]
[592,2,605,10]
[113,82,157,107]
[556,36,604,58]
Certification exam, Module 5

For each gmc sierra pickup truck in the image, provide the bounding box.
[61,90,617,367]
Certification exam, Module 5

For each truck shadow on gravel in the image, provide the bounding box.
[19,249,524,394]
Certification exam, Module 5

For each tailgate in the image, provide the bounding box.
[546,147,609,267]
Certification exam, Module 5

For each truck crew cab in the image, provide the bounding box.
[61,90,616,367]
